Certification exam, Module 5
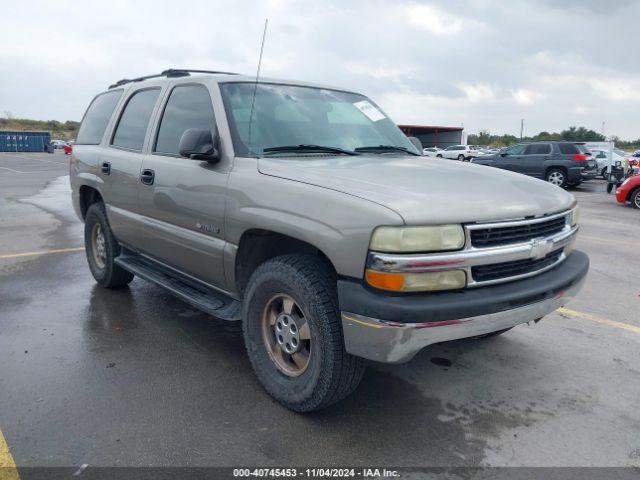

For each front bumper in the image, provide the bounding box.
[339,250,589,363]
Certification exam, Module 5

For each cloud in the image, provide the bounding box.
[0,0,639,139]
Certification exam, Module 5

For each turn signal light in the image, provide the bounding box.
[365,269,466,292]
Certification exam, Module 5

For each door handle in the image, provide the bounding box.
[140,169,155,185]
[101,161,111,175]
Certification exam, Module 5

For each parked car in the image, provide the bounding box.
[70,69,588,412]
[591,148,629,178]
[471,141,598,187]
[440,144,477,161]
[63,142,73,155]
[422,147,443,157]
[615,175,640,208]
[51,139,67,149]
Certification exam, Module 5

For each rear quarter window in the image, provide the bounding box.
[76,90,123,145]
[558,143,580,154]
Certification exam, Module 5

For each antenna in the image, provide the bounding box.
[247,19,269,153]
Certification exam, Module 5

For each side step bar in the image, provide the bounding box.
[115,252,242,321]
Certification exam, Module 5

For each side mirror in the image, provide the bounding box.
[178,128,220,162]
[407,136,423,152]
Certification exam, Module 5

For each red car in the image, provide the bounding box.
[63,142,73,155]
[616,175,640,209]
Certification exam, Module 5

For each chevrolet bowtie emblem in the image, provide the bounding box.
[530,238,554,260]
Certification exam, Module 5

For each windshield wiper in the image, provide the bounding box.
[263,144,360,156]
[354,145,420,156]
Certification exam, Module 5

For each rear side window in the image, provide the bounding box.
[154,85,215,155]
[558,143,579,154]
[525,144,551,155]
[76,90,123,145]
[112,88,161,151]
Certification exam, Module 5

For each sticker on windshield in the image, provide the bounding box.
[353,100,386,122]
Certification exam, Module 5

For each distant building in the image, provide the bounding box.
[398,125,464,148]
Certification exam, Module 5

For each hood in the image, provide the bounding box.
[258,155,575,224]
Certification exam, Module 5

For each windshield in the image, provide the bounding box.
[219,82,419,156]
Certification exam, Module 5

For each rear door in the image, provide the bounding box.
[136,83,229,288]
[522,143,552,178]
[101,87,162,247]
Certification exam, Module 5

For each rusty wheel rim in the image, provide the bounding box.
[91,223,106,270]
[261,294,311,377]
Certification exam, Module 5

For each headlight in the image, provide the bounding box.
[569,206,580,227]
[370,225,465,253]
[365,269,466,292]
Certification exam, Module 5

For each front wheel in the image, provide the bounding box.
[631,188,640,209]
[601,167,608,179]
[84,203,134,288]
[242,254,365,412]
[457,154,465,161]
[546,168,567,188]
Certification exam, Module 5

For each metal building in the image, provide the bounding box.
[398,125,464,149]
[0,131,51,152]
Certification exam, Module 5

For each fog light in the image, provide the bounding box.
[365,269,466,292]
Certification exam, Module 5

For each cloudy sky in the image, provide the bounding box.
[1,0,639,138]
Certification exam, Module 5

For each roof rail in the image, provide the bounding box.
[108,69,240,89]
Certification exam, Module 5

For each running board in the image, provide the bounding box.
[115,253,242,321]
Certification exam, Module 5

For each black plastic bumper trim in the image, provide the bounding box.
[338,250,589,324]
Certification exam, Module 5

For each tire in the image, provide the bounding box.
[457,154,465,161]
[475,327,513,339]
[601,167,608,179]
[242,254,365,412]
[545,168,567,188]
[436,154,443,158]
[631,188,640,209]
[84,203,134,288]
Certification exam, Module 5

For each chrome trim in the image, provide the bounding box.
[367,224,578,287]
[464,208,570,230]
[341,275,585,363]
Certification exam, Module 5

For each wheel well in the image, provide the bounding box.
[235,230,335,297]
[78,186,103,220]
[629,187,640,202]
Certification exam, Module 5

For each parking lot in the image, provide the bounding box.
[1,151,639,472]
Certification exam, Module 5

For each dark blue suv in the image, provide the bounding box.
[472,141,598,187]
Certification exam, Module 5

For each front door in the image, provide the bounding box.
[137,83,229,289]
[495,144,525,172]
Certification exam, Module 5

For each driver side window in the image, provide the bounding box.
[504,144,526,155]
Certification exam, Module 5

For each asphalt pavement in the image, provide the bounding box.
[1,151,639,473]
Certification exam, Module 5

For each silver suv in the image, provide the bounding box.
[70,69,589,412]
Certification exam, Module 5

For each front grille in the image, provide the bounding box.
[472,249,563,283]
[470,216,567,248]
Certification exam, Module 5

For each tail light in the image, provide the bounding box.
[573,153,588,161]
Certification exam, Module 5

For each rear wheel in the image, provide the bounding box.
[546,168,567,188]
[457,154,465,161]
[242,254,365,412]
[436,154,443,158]
[84,203,134,288]
[631,188,640,209]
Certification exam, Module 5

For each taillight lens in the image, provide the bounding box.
[573,154,588,161]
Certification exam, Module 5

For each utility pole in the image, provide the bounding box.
[601,121,606,138]
[520,119,524,141]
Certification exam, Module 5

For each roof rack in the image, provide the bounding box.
[108,69,240,89]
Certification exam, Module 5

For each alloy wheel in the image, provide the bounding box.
[261,294,311,377]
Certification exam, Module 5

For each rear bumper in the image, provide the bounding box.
[339,250,589,363]
[568,167,596,183]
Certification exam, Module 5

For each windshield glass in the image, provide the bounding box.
[219,82,419,156]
